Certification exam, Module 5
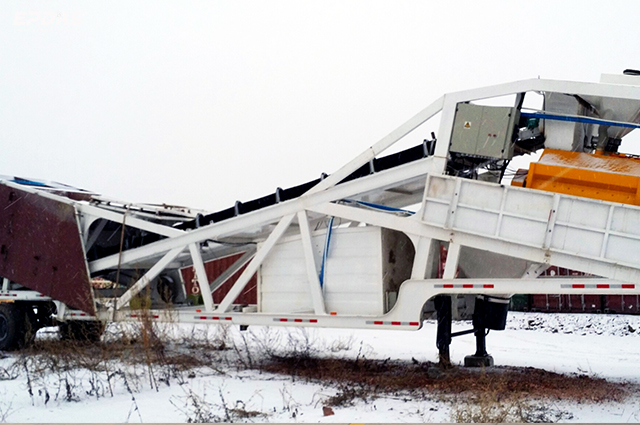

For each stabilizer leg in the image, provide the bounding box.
[434,295,452,367]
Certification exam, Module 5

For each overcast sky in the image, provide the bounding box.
[2,1,640,211]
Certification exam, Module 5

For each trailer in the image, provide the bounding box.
[3,72,640,367]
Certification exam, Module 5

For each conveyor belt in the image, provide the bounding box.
[175,140,435,230]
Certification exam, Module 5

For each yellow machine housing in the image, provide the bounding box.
[513,149,640,206]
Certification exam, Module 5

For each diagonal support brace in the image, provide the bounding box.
[116,246,185,310]
[215,214,295,313]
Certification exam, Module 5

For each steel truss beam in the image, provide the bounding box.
[15,76,640,323]
[89,156,440,272]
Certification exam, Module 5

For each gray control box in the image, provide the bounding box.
[450,103,519,159]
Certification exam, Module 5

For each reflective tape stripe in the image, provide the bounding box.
[561,284,635,289]
[435,284,494,289]
[193,316,233,321]
[366,320,420,326]
[272,318,318,323]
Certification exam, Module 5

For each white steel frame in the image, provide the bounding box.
[4,77,640,328]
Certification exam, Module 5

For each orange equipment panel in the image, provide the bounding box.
[516,149,640,206]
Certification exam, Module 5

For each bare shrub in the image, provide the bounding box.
[171,386,265,423]
[0,363,20,381]
[8,319,229,409]
[0,390,15,423]
[326,335,355,353]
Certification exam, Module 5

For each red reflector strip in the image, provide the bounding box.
[562,283,637,290]
[435,283,496,289]
[194,316,233,321]
[366,320,421,327]
[271,318,319,323]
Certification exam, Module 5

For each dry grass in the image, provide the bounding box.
[261,355,628,406]
[10,319,231,412]
[8,323,633,423]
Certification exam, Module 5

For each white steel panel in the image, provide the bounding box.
[425,176,457,202]
[553,227,604,257]
[604,235,640,265]
[261,294,314,314]
[611,208,640,237]
[503,190,553,220]
[422,202,448,227]
[499,216,547,246]
[454,208,498,235]
[458,182,503,211]
[260,226,385,315]
[422,175,640,277]
[324,293,382,315]
[557,198,609,229]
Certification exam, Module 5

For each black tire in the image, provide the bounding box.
[59,321,105,342]
[0,303,27,351]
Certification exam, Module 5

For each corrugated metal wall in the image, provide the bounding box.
[180,252,257,305]
[512,266,640,314]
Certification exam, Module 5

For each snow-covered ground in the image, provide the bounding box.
[1,311,640,423]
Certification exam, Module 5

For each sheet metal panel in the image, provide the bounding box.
[0,183,95,314]
[181,252,257,304]
[260,227,385,315]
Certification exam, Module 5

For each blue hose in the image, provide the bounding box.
[319,216,334,287]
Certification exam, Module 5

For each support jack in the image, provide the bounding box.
[464,328,494,367]
[435,294,504,368]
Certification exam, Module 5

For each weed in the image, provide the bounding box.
[8,320,228,412]
[262,354,628,409]
[171,385,265,423]
[0,390,14,423]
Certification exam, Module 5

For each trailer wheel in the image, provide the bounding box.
[59,321,105,343]
[0,303,27,351]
